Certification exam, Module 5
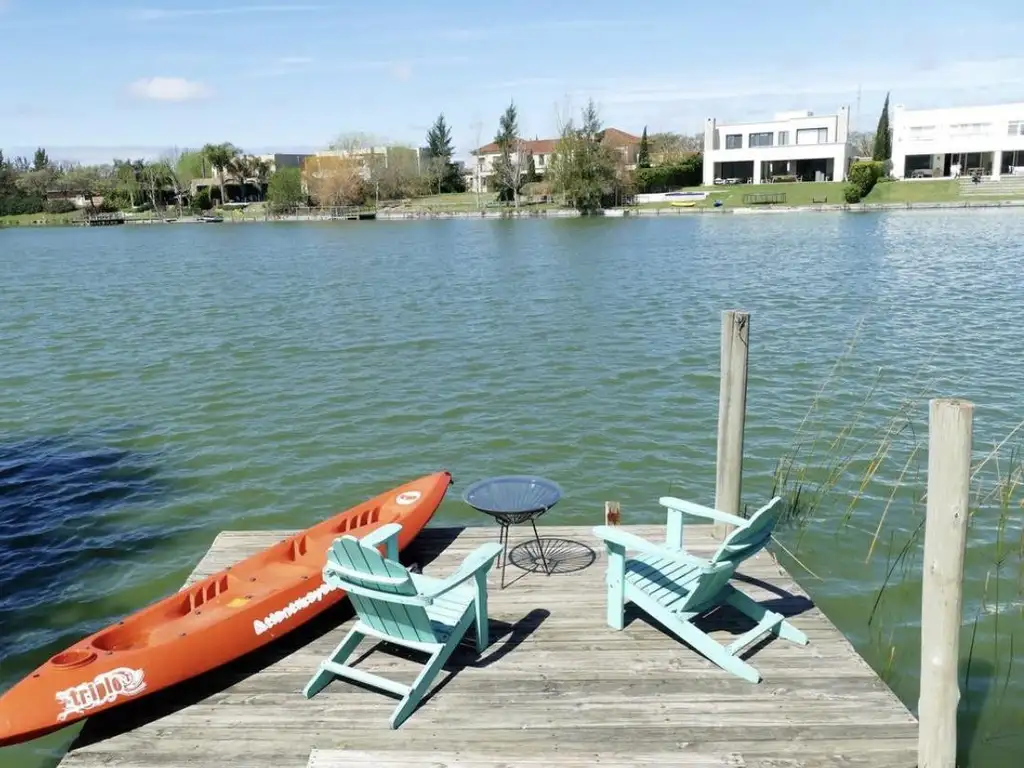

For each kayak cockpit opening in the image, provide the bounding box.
[49,649,97,669]
[92,624,151,652]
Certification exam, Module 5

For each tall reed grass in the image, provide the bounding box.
[764,324,1023,767]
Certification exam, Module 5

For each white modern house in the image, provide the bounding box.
[890,101,1024,179]
[702,107,853,186]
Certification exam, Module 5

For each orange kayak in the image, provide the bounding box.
[0,470,452,747]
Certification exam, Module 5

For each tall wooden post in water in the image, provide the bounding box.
[919,398,973,768]
[714,310,750,539]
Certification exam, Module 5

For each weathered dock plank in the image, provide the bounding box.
[57,524,918,768]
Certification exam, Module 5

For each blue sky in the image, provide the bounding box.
[2,0,1023,165]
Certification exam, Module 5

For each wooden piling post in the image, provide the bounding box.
[714,310,750,539]
[918,398,973,768]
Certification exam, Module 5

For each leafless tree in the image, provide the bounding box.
[470,117,483,208]
[849,131,875,158]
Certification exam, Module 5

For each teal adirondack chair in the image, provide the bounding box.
[303,522,502,728]
[592,495,808,683]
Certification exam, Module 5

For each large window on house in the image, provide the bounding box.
[796,127,828,145]
[1009,121,1024,136]
[949,122,991,136]
[748,132,773,147]
[777,131,789,146]
[725,134,742,149]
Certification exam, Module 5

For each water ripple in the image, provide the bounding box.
[1,213,1023,766]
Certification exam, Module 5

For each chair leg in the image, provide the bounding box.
[605,543,626,631]
[473,570,490,653]
[725,587,809,646]
[303,626,365,699]
[389,618,467,729]
[673,619,761,684]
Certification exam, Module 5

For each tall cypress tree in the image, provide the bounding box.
[637,126,651,168]
[872,93,891,162]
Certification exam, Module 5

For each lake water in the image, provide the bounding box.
[1,212,1021,767]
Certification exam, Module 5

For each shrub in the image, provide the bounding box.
[44,199,78,214]
[0,193,45,216]
[847,160,884,200]
[190,189,213,213]
[844,183,863,204]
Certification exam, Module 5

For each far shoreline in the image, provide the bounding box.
[3,198,1023,229]
[373,198,1024,220]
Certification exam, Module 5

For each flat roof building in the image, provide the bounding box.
[702,107,853,186]
[890,101,1024,179]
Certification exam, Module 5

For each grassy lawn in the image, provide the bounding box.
[0,210,85,226]
[639,181,847,209]
[396,192,482,211]
[635,178,1016,209]
[862,179,960,203]
[383,192,561,213]
[637,182,846,209]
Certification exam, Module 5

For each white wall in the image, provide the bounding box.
[702,107,852,185]
[891,101,1024,178]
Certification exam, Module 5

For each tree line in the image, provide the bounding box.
[1,96,892,219]
[0,143,272,217]
[482,99,705,212]
[287,115,467,209]
[0,116,469,217]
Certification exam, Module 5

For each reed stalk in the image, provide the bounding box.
[767,324,1023,767]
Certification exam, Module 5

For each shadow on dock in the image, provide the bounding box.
[626,572,815,662]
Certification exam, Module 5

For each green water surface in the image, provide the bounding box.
[0,212,1021,766]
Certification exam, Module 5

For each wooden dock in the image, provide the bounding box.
[57,524,918,767]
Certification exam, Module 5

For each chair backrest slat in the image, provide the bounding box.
[709,497,783,570]
[678,562,735,613]
[326,536,437,644]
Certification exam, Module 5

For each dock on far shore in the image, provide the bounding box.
[56,524,919,768]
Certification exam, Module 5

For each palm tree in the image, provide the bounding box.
[201,142,240,206]
[228,155,251,202]
[250,157,271,201]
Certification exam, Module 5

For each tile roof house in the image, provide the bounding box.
[467,128,641,192]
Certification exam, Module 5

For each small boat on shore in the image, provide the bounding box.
[0,471,453,747]
[198,214,224,223]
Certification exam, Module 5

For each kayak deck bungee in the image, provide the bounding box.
[0,470,452,747]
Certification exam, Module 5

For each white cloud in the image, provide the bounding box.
[391,63,413,82]
[127,76,212,102]
[133,5,324,20]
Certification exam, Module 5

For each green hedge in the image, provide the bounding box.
[44,199,78,214]
[0,192,45,216]
[844,160,885,203]
[634,155,703,193]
